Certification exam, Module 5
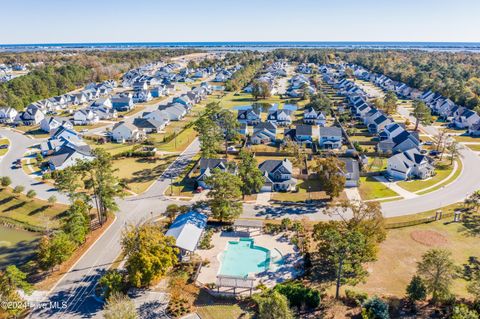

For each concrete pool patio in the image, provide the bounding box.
[195,231,302,293]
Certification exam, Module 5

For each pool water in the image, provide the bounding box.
[219,238,272,278]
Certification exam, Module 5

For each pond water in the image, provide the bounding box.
[0,225,40,269]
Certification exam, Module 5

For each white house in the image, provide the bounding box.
[0,107,18,123]
[73,109,100,125]
[387,149,434,180]
[111,121,146,143]
[303,107,326,126]
[40,117,73,133]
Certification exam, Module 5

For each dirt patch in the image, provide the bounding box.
[410,230,448,247]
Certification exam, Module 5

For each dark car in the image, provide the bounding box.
[429,150,440,156]
[0,144,8,149]
[12,159,21,169]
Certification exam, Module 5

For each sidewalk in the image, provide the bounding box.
[373,176,419,199]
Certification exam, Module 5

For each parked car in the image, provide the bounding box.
[423,141,433,146]
[429,150,440,156]
[0,144,8,149]
[12,159,21,169]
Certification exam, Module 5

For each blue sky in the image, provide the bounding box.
[1,0,480,44]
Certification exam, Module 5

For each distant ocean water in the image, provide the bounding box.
[2,41,480,52]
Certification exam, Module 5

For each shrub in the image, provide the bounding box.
[264,223,281,235]
[274,281,321,310]
[1,176,11,187]
[99,270,127,299]
[345,289,369,305]
[198,229,214,250]
[362,296,389,319]
[26,189,36,199]
[281,218,291,231]
[13,185,25,195]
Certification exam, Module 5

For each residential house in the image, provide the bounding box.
[142,110,171,125]
[133,118,166,133]
[73,109,99,125]
[340,158,360,187]
[387,149,434,180]
[258,158,297,192]
[111,94,134,112]
[17,104,45,125]
[40,117,73,133]
[303,107,326,126]
[266,110,292,126]
[133,90,152,103]
[237,109,260,125]
[111,121,146,143]
[453,107,480,129]
[238,123,249,136]
[0,107,18,123]
[319,127,342,149]
[48,144,94,171]
[194,158,228,189]
[160,104,187,121]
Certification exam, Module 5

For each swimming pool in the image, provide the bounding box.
[219,238,282,278]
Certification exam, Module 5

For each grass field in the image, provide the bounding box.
[466,144,480,151]
[112,155,176,194]
[353,217,480,298]
[0,187,68,230]
[416,160,463,195]
[271,179,329,202]
[454,135,480,143]
[359,176,399,200]
[397,160,459,193]
[154,126,197,153]
[197,305,252,319]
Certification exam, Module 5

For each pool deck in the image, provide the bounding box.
[196,231,301,289]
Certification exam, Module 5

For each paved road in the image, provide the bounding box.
[8,78,480,317]
[86,83,190,136]
[32,138,200,318]
[0,129,70,204]
[381,103,478,216]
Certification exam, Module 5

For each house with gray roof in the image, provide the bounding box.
[319,126,342,149]
[47,144,94,171]
[133,118,166,133]
[258,158,296,192]
[387,149,434,180]
[193,158,229,189]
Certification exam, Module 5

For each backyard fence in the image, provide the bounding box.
[385,210,460,229]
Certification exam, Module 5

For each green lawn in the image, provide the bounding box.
[0,138,9,156]
[197,305,252,319]
[454,135,480,143]
[90,142,134,156]
[154,126,197,153]
[466,144,480,151]
[416,159,463,195]
[271,179,329,202]
[0,187,68,230]
[167,155,199,197]
[359,176,399,200]
[355,215,480,298]
[366,157,387,172]
[112,155,176,194]
[397,160,459,193]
